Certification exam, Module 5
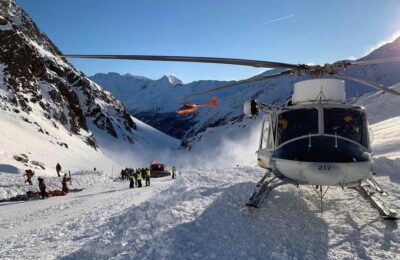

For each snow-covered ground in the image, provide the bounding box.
[64,163,400,259]
[1,161,400,259]
[0,172,174,259]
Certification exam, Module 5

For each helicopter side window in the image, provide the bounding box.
[324,108,368,147]
[262,122,274,149]
[261,116,274,149]
[276,109,318,146]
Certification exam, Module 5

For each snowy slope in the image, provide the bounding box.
[0,105,179,178]
[0,107,114,176]
[357,83,400,159]
[371,117,400,159]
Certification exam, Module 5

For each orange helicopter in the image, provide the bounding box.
[176,96,219,115]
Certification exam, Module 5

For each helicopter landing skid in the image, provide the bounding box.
[246,175,287,208]
[352,178,398,220]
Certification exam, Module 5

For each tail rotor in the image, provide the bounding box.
[209,96,218,109]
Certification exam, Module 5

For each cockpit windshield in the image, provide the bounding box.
[324,108,368,147]
[276,109,318,146]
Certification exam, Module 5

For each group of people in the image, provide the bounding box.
[23,162,70,199]
[121,168,151,188]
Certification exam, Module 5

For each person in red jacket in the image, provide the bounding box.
[56,163,62,177]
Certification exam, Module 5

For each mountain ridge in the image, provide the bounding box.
[0,0,139,148]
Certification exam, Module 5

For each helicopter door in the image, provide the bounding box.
[258,114,274,149]
[265,116,275,149]
[257,114,274,169]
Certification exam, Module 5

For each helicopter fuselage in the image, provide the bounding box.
[254,79,373,187]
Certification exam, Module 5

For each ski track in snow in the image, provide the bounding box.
[1,163,399,259]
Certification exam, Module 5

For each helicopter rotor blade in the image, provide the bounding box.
[183,70,293,98]
[335,73,400,96]
[349,56,400,66]
[62,54,303,70]
[334,56,400,67]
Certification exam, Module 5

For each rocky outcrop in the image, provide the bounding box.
[0,0,137,148]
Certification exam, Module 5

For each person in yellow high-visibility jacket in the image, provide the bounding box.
[145,168,151,186]
[137,169,143,188]
[172,166,176,179]
[129,172,135,189]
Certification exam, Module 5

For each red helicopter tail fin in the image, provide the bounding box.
[209,96,218,109]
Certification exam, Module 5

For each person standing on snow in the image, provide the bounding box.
[172,166,176,179]
[56,163,62,177]
[145,168,151,186]
[129,171,135,188]
[23,169,34,185]
[38,177,47,199]
[120,169,125,180]
[135,168,140,187]
[137,169,143,188]
[62,173,70,193]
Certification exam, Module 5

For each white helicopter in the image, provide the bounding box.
[62,54,400,219]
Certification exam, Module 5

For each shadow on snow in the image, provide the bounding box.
[62,182,331,259]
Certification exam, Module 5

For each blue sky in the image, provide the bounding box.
[16,0,400,83]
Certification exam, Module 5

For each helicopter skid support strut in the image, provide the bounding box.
[246,173,287,208]
[352,177,398,220]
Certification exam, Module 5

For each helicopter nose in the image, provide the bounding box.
[271,135,373,185]
[273,135,371,163]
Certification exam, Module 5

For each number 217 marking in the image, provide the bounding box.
[318,165,331,171]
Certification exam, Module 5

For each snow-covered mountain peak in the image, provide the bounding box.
[122,73,150,80]
[158,75,183,85]
[94,72,150,82]
[361,36,400,60]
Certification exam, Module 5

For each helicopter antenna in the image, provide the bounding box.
[315,84,328,103]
